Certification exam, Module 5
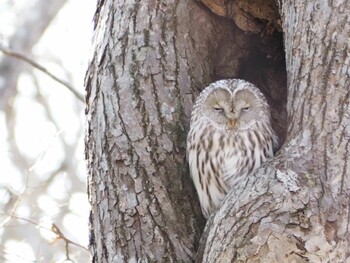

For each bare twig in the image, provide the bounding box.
[0,46,84,102]
[52,223,89,251]
[0,212,89,252]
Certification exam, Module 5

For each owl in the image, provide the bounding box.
[187,79,278,218]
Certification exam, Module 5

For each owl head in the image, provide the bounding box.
[191,79,271,131]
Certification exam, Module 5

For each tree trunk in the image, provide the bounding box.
[199,1,350,262]
[86,0,349,262]
[85,0,230,261]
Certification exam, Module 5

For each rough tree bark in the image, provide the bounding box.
[199,0,350,262]
[85,0,224,261]
[85,0,349,262]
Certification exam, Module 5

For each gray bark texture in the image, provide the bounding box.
[85,0,349,262]
[85,0,220,261]
[199,1,350,262]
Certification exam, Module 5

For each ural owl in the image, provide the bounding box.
[187,79,278,218]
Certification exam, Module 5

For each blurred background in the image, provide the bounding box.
[0,0,95,261]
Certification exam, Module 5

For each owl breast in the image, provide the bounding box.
[187,118,275,218]
[187,79,278,219]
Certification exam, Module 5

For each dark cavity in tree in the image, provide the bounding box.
[200,0,287,146]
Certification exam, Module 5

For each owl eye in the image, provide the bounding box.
[241,107,250,112]
[214,106,224,113]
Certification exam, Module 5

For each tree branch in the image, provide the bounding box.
[0,0,67,110]
[0,46,84,102]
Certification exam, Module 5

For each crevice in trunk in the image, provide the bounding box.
[193,0,288,254]
[199,0,287,147]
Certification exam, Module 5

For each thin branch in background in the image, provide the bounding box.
[0,171,30,228]
[1,104,32,229]
[0,46,84,102]
[51,223,89,251]
[0,212,89,252]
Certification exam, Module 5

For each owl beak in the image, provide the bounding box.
[229,118,236,128]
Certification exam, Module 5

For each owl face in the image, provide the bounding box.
[198,85,268,131]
